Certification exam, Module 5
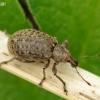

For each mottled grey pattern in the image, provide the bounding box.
[8,29,58,61]
[1,29,90,95]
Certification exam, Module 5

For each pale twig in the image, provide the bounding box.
[0,31,100,100]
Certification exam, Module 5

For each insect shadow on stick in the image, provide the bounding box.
[0,29,99,95]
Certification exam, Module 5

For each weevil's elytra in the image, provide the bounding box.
[8,29,58,61]
[0,29,91,95]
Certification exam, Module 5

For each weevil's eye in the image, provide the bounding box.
[67,59,70,62]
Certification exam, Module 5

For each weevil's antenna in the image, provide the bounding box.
[78,54,100,61]
[76,54,100,86]
[75,67,91,86]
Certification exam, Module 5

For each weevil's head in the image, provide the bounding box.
[52,45,78,67]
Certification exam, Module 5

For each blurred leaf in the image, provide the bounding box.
[28,0,100,75]
[0,0,100,100]
[0,0,31,34]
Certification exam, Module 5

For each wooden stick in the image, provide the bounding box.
[0,30,100,100]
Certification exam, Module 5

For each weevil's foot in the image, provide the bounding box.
[38,78,46,87]
[64,90,68,95]
[0,61,7,67]
[64,88,68,95]
[1,61,7,64]
[38,82,42,87]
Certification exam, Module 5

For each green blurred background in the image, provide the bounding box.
[0,0,100,100]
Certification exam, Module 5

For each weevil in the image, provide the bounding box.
[0,29,91,95]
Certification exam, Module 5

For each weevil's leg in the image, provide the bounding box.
[52,63,68,95]
[61,40,68,49]
[0,56,35,67]
[4,30,11,37]
[39,60,50,86]
[15,56,35,63]
[0,57,15,67]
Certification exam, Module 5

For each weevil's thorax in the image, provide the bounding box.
[52,45,78,67]
[52,45,70,62]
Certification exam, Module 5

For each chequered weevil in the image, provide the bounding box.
[0,29,91,95]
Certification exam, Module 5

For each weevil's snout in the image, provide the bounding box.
[64,48,78,67]
[52,45,78,67]
[68,56,78,68]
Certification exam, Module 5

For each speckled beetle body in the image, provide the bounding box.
[0,29,91,95]
[8,29,58,62]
